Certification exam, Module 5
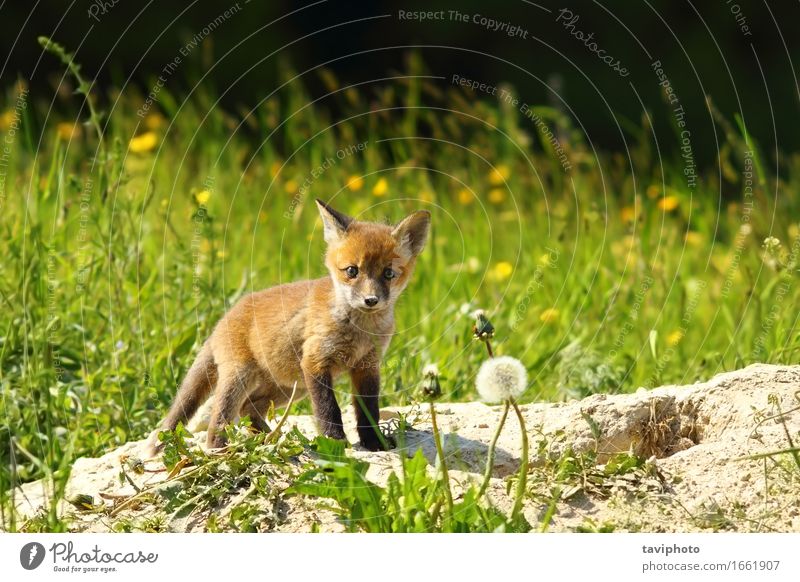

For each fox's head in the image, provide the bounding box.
[316,199,430,314]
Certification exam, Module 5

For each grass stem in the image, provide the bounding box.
[478,400,510,497]
[429,402,454,524]
[510,400,529,522]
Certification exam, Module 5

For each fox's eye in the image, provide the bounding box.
[344,266,359,279]
[383,268,396,280]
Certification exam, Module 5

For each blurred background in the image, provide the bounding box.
[2,0,798,165]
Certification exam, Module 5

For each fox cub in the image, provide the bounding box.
[150,200,430,452]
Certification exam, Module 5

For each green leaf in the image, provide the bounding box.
[649,329,658,361]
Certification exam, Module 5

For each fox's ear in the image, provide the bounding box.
[316,199,352,243]
[392,210,431,258]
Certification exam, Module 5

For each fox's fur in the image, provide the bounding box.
[149,200,430,452]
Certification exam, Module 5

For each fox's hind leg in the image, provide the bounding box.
[238,384,273,433]
[207,361,257,448]
[147,344,217,456]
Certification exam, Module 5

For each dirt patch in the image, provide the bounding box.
[9,364,800,532]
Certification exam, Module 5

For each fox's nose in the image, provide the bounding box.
[364,296,379,307]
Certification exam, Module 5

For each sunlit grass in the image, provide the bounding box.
[2,53,800,530]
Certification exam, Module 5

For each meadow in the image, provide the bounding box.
[2,45,799,530]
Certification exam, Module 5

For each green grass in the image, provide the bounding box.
[291,432,529,533]
[3,46,800,530]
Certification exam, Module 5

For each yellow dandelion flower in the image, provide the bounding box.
[200,239,211,253]
[270,161,283,178]
[491,261,513,281]
[195,190,211,205]
[620,205,636,223]
[458,188,474,205]
[418,189,434,203]
[488,164,510,185]
[216,250,226,259]
[684,231,702,246]
[646,185,661,199]
[372,178,388,196]
[789,224,800,240]
[258,211,268,223]
[144,113,166,130]
[540,308,560,324]
[538,252,554,266]
[0,110,14,130]
[488,188,506,204]
[623,234,636,250]
[667,330,684,346]
[56,122,80,140]
[346,175,364,191]
[658,196,679,212]
[129,132,158,153]
[284,179,299,194]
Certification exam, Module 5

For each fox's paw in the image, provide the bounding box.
[206,432,229,450]
[359,433,395,451]
[323,426,347,441]
[143,431,164,459]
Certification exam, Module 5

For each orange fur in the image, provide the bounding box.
[149,200,430,452]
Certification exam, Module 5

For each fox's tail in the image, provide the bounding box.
[146,343,218,455]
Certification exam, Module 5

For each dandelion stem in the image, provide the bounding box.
[478,400,510,497]
[429,402,454,523]
[484,339,494,358]
[510,400,529,522]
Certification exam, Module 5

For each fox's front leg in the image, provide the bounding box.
[302,354,346,440]
[350,353,390,451]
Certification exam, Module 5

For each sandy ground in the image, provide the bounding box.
[10,363,800,532]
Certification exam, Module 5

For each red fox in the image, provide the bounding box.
[149,200,430,452]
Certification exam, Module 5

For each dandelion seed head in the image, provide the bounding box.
[476,356,528,403]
